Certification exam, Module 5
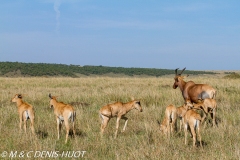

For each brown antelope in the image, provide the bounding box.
[11,94,35,135]
[173,68,216,103]
[99,99,143,139]
[183,109,203,148]
[158,102,193,135]
[176,105,188,132]
[191,98,217,127]
[49,94,76,143]
[158,104,177,137]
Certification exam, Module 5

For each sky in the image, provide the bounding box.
[1,0,240,70]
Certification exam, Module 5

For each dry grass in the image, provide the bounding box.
[0,76,240,159]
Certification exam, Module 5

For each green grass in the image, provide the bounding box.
[0,76,240,159]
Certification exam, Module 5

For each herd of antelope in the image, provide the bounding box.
[159,68,217,148]
[10,67,217,148]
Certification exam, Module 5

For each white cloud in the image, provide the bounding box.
[54,0,61,34]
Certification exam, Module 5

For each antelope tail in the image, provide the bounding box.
[71,111,76,122]
[99,113,104,124]
[213,90,217,99]
[194,120,200,130]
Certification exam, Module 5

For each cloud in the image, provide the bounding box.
[163,3,211,12]
[54,0,61,34]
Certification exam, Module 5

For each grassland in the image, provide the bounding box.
[0,75,240,160]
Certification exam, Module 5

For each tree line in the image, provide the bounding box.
[0,62,216,77]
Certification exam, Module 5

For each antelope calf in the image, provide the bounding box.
[183,109,203,148]
[159,104,177,137]
[176,105,188,132]
[11,94,35,135]
[99,99,143,139]
[177,100,194,131]
[191,98,217,127]
[49,94,76,143]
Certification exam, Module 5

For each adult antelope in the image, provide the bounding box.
[173,68,216,103]
[183,109,203,148]
[99,98,143,139]
[49,94,76,143]
[191,98,217,127]
[11,94,35,135]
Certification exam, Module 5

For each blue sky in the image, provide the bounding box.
[1,0,240,70]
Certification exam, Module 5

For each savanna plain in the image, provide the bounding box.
[0,75,240,160]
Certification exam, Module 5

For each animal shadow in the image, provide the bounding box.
[195,140,207,149]
[69,128,87,138]
[36,130,48,139]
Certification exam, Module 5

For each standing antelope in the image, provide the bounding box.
[191,98,217,127]
[173,68,216,103]
[11,94,35,135]
[176,105,188,132]
[49,94,76,143]
[159,102,192,134]
[99,99,143,139]
[158,104,177,137]
[183,109,203,148]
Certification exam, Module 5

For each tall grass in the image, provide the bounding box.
[0,76,240,159]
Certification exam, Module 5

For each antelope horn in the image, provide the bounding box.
[49,93,52,99]
[175,68,179,75]
[179,67,186,75]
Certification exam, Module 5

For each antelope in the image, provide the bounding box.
[183,109,203,148]
[158,104,177,137]
[158,102,192,135]
[173,68,216,103]
[99,98,143,139]
[176,105,188,132]
[191,98,217,127]
[49,94,76,143]
[11,94,35,135]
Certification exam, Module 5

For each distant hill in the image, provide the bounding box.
[0,62,216,77]
[223,72,240,79]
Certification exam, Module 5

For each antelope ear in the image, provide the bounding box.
[182,75,189,79]
[18,94,22,98]
[135,101,141,105]
[131,96,135,101]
